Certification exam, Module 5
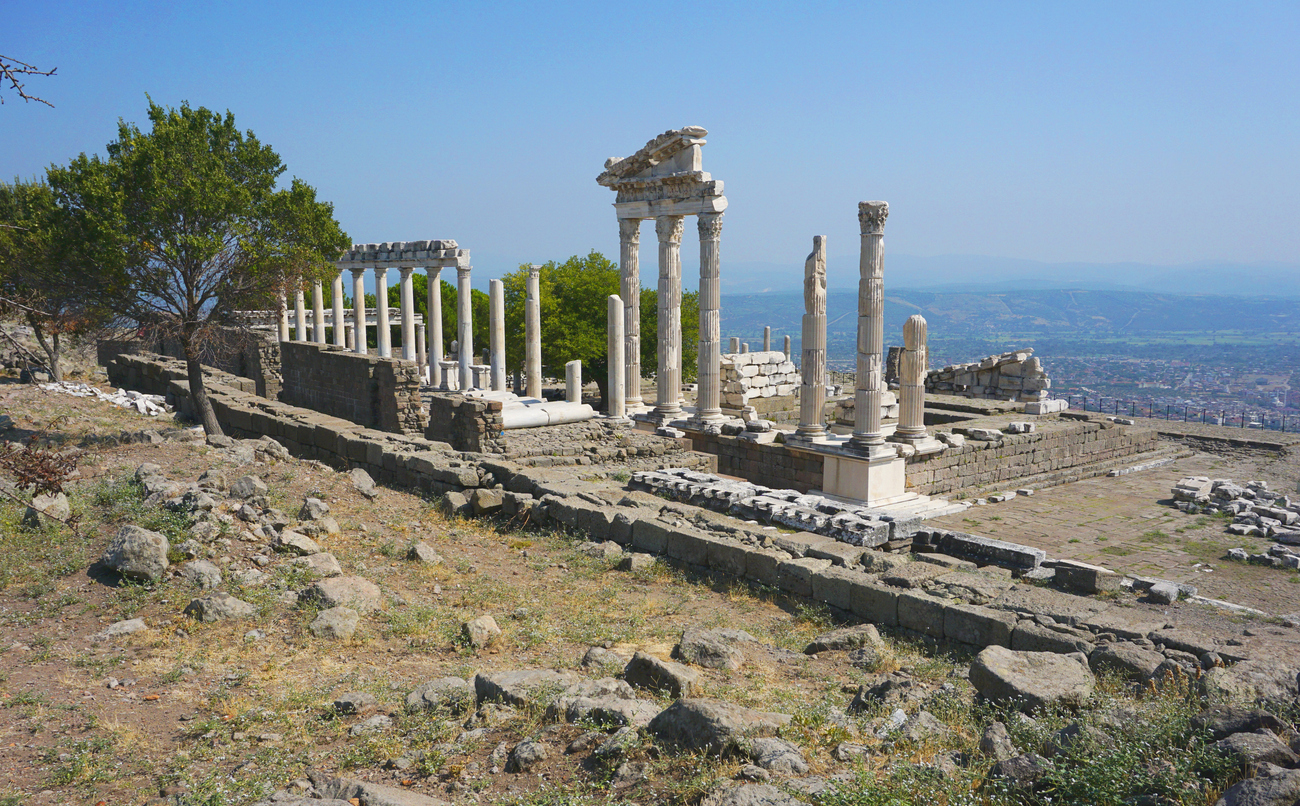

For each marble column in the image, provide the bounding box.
[894,315,929,442]
[312,281,326,343]
[374,267,391,358]
[566,360,581,403]
[784,334,792,357]
[331,272,346,347]
[417,325,427,379]
[607,294,625,418]
[399,268,416,361]
[797,236,828,439]
[457,265,473,390]
[489,279,506,391]
[618,219,643,409]
[729,337,740,353]
[427,267,443,388]
[277,294,289,343]
[350,269,367,355]
[294,288,307,341]
[525,264,542,399]
[696,212,724,422]
[763,326,771,352]
[654,215,685,421]
[851,201,889,449]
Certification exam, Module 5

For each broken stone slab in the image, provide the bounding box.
[804,624,884,655]
[647,698,792,755]
[272,530,321,556]
[229,475,267,500]
[969,646,1095,713]
[310,773,454,806]
[1004,422,1036,434]
[349,467,378,499]
[676,627,755,670]
[1052,560,1121,594]
[544,678,661,728]
[624,651,699,697]
[406,677,473,714]
[91,618,148,642]
[179,559,222,589]
[290,552,342,577]
[300,576,382,613]
[699,784,803,806]
[472,669,583,709]
[1089,641,1165,680]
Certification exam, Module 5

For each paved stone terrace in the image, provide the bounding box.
[928,448,1300,614]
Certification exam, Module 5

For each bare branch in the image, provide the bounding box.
[0,54,57,107]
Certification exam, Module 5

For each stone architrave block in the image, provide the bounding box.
[849,577,899,627]
[898,591,946,638]
[1053,561,1120,594]
[943,602,1017,648]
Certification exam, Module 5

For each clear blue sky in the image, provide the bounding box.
[5,1,1298,293]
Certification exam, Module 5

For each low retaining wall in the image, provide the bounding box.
[686,431,825,492]
[98,328,282,398]
[280,341,426,435]
[904,418,1160,497]
[427,394,507,454]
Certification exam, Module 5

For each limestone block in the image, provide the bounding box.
[739,365,760,378]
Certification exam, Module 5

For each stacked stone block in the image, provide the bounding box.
[720,350,797,411]
[427,395,506,454]
[925,349,1051,402]
[280,341,427,436]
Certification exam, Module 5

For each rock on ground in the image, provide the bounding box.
[333,692,376,715]
[1201,659,1300,706]
[299,497,330,520]
[463,614,501,649]
[1213,731,1300,768]
[1214,763,1300,806]
[349,468,377,499]
[229,475,267,500]
[407,542,443,564]
[473,669,583,709]
[979,721,1019,761]
[309,606,359,639]
[23,492,70,527]
[272,530,321,556]
[748,737,808,774]
[1090,641,1166,679]
[100,525,170,582]
[301,576,382,613]
[311,773,454,805]
[506,739,550,773]
[291,552,342,577]
[624,651,700,697]
[677,627,755,670]
[804,624,884,655]
[183,592,256,622]
[647,698,792,755]
[406,677,473,713]
[179,559,222,588]
[700,783,804,806]
[1193,706,1293,741]
[969,647,1095,712]
[92,618,148,642]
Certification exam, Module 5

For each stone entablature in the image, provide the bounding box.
[336,240,468,269]
[597,127,727,217]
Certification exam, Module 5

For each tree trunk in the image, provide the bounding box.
[27,315,61,382]
[181,331,224,437]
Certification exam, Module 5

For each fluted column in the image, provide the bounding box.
[851,201,889,449]
[797,235,828,439]
[294,288,307,341]
[350,269,367,355]
[374,267,391,358]
[427,267,443,388]
[894,315,929,442]
[489,279,506,391]
[457,265,473,390]
[397,268,415,361]
[654,215,685,421]
[331,272,346,347]
[763,326,771,352]
[696,212,724,422]
[525,264,542,399]
[607,294,625,418]
[618,218,643,409]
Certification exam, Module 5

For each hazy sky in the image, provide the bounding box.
[5,1,1298,291]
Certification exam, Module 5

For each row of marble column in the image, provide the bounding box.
[617,211,723,424]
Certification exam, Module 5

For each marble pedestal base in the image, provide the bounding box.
[820,452,908,506]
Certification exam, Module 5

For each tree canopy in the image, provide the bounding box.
[47,99,349,435]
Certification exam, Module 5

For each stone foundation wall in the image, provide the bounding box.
[98,328,282,399]
[905,418,1160,497]
[427,394,507,454]
[686,432,825,493]
[721,350,797,413]
[926,348,1050,403]
[280,341,426,435]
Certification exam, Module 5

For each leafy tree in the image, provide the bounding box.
[0,178,108,381]
[47,100,349,436]
[387,272,488,358]
[500,250,698,408]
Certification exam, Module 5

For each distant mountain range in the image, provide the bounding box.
[718,255,1300,298]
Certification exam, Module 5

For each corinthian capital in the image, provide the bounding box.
[618,218,642,245]
[858,201,889,235]
[697,212,724,241]
[457,265,472,281]
[655,215,685,244]
[527,263,541,279]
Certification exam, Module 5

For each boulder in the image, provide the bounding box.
[899,710,948,743]
[1193,706,1294,741]
[1089,641,1165,680]
[473,669,583,709]
[91,618,148,642]
[647,698,791,755]
[229,475,267,500]
[309,606,359,640]
[677,627,754,670]
[1213,731,1300,768]
[1214,763,1300,806]
[179,559,222,589]
[183,592,256,622]
[624,651,700,697]
[290,552,342,577]
[302,576,382,613]
[506,739,549,773]
[969,647,1095,712]
[700,784,802,806]
[405,677,473,714]
[312,774,453,806]
[298,497,330,520]
[23,492,70,527]
[1202,659,1300,706]
[747,737,808,774]
[100,525,170,582]
[463,615,502,649]
[545,678,660,728]
[272,530,321,556]
[407,542,443,564]
[979,721,1019,761]
[349,468,377,499]
[804,624,884,655]
[333,692,377,715]
[989,754,1051,789]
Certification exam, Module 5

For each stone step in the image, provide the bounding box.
[959,445,1192,499]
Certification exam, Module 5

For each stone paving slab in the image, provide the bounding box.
[929,449,1300,615]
